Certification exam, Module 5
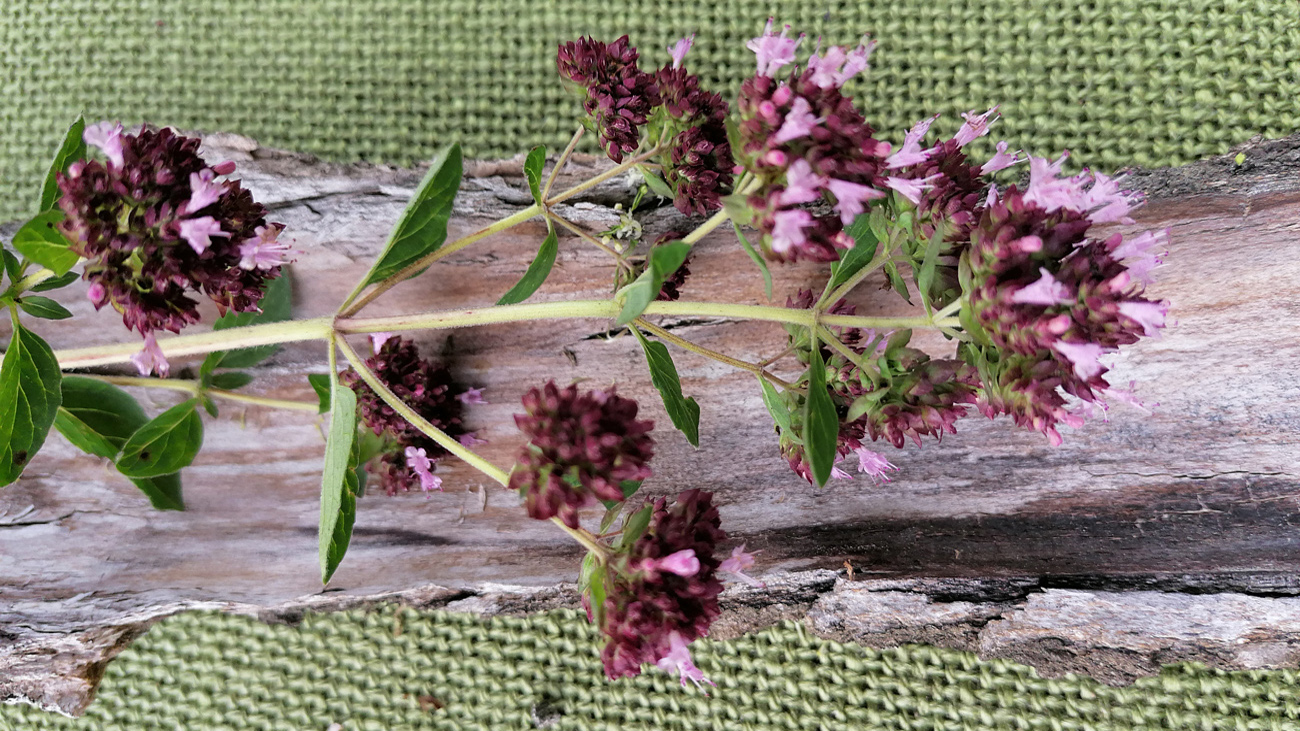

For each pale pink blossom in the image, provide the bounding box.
[747,18,803,77]
[404,446,444,493]
[653,549,701,577]
[186,169,225,213]
[238,225,293,270]
[1052,341,1106,380]
[1010,267,1074,306]
[772,97,820,144]
[1117,300,1169,337]
[777,158,824,206]
[720,544,765,588]
[130,333,169,377]
[1124,252,1164,286]
[1110,228,1168,261]
[806,39,877,88]
[458,432,488,447]
[656,632,714,691]
[458,387,487,405]
[984,183,999,207]
[177,216,228,254]
[883,175,938,206]
[370,332,395,353]
[954,106,999,147]
[769,209,812,254]
[831,466,853,480]
[885,114,940,168]
[668,34,695,68]
[83,121,126,167]
[1022,152,1076,213]
[826,177,885,224]
[980,141,1023,174]
[854,446,899,483]
[211,160,237,175]
[1100,380,1155,415]
[1013,234,1044,253]
[1081,171,1141,224]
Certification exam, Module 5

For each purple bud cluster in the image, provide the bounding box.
[56,123,290,374]
[510,382,655,528]
[599,489,725,682]
[557,36,660,164]
[340,336,477,495]
[654,41,734,216]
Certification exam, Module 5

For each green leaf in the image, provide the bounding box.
[731,222,773,300]
[319,382,359,584]
[200,395,219,418]
[826,215,880,293]
[600,479,643,512]
[803,343,839,488]
[307,373,332,413]
[615,241,691,325]
[30,271,80,293]
[496,223,558,305]
[914,226,945,314]
[0,318,62,486]
[524,145,546,205]
[363,144,462,286]
[638,166,676,199]
[630,327,700,447]
[131,473,185,511]
[579,552,608,627]
[202,274,293,372]
[40,117,86,212]
[54,376,148,459]
[758,377,792,433]
[208,371,254,391]
[115,399,204,478]
[12,211,79,277]
[2,250,20,287]
[884,261,912,304]
[617,504,653,552]
[17,296,72,320]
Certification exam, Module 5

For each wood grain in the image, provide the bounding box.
[2,132,1299,714]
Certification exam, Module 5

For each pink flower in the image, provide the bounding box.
[826,177,885,224]
[404,446,444,493]
[655,632,714,690]
[186,169,225,214]
[177,216,228,254]
[770,209,812,254]
[1110,228,1168,261]
[1052,341,1106,380]
[747,18,803,77]
[854,446,898,483]
[885,114,940,168]
[772,96,820,144]
[652,549,701,577]
[668,34,694,68]
[86,281,107,307]
[83,121,126,167]
[778,158,824,205]
[1117,300,1169,337]
[1081,171,1140,224]
[211,160,237,175]
[458,387,487,405]
[129,332,169,377]
[1022,152,1075,212]
[457,431,488,446]
[883,175,938,206]
[953,106,999,147]
[831,465,853,480]
[369,332,395,353]
[980,141,1022,174]
[238,224,292,270]
[720,544,765,587]
[806,39,876,88]
[1010,268,1074,306]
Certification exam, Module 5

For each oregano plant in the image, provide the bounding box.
[0,21,1170,690]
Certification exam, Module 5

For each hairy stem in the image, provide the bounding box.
[543,127,586,202]
[336,337,511,486]
[633,318,794,390]
[83,374,321,412]
[549,213,624,260]
[820,244,893,308]
[552,518,611,563]
[53,317,334,370]
[545,145,666,206]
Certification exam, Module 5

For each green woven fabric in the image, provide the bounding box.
[4,608,1300,730]
[4,0,1300,223]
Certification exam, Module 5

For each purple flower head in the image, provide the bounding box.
[1117,300,1169,337]
[557,36,660,163]
[769,208,813,255]
[83,121,126,167]
[238,224,293,271]
[653,62,734,215]
[747,18,803,77]
[1023,154,1142,224]
[778,158,824,205]
[953,106,1000,147]
[668,35,694,69]
[510,382,655,528]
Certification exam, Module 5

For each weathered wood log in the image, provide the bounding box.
[2,132,1299,715]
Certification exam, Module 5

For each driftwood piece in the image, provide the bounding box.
[2,132,1300,715]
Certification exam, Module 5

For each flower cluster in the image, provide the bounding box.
[340,335,483,495]
[599,489,725,687]
[510,382,655,528]
[653,37,735,215]
[557,36,661,164]
[56,123,291,376]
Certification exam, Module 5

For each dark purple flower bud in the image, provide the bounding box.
[557,36,661,163]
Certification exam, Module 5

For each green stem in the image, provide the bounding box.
[53,317,334,370]
[545,145,666,207]
[821,242,893,308]
[84,374,320,412]
[552,518,610,563]
[336,337,510,486]
[816,325,870,372]
[543,126,585,202]
[933,299,963,321]
[338,203,543,317]
[680,177,763,246]
[11,267,58,296]
[633,318,794,390]
[549,212,623,260]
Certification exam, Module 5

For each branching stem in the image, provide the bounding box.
[82,374,320,412]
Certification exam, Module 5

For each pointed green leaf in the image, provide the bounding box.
[40,117,87,212]
[731,221,773,300]
[2,250,21,286]
[758,377,792,433]
[17,296,72,320]
[600,478,644,512]
[320,382,359,584]
[115,399,203,478]
[617,504,653,552]
[884,261,912,304]
[200,395,219,418]
[307,373,332,413]
[496,224,558,305]
[208,371,254,391]
[0,318,62,486]
[803,343,839,488]
[364,144,462,286]
[524,145,547,205]
[131,472,185,511]
[54,376,148,459]
[12,211,78,277]
[202,274,293,372]
[638,166,676,199]
[826,215,880,293]
[579,551,608,627]
[615,241,691,325]
[30,271,80,293]
[630,327,700,447]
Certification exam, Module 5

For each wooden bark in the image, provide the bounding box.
[3,132,1300,715]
